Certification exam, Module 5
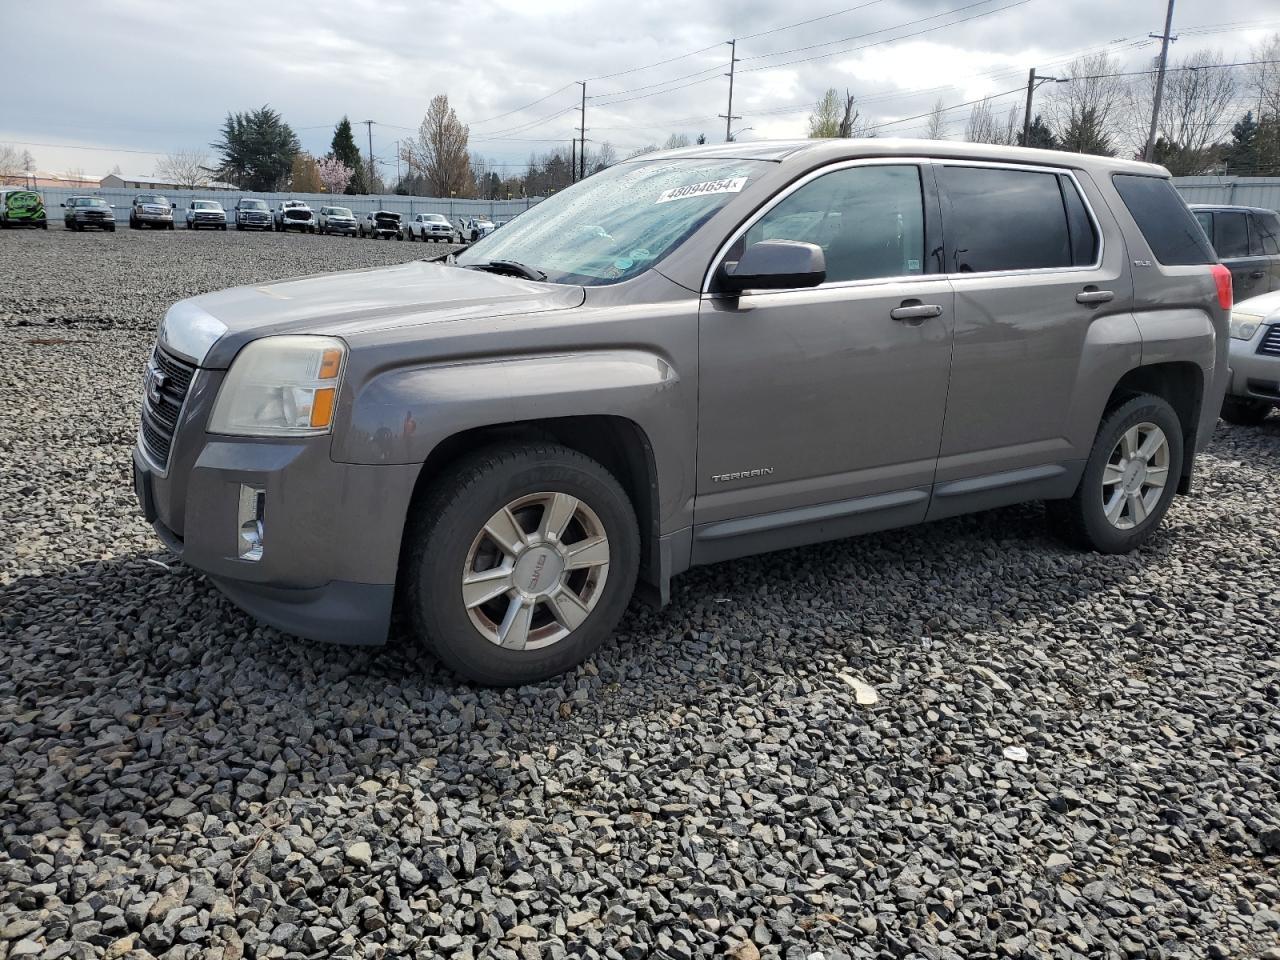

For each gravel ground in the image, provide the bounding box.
[1,229,1278,960]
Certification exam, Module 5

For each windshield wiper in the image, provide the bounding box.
[465,259,547,282]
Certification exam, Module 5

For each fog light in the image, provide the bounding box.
[237,484,265,561]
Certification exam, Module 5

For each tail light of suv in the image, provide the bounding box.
[1212,264,1232,311]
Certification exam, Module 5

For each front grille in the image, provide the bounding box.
[285,210,311,220]
[1257,325,1280,357]
[375,216,399,227]
[140,345,197,469]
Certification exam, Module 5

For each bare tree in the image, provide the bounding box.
[592,142,617,171]
[404,94,473,197]
[0,144,25,184]
[1126,49,1238,174]
[1048,52,1125,155]
[156,149,211,188]
[965,98,998,143]
[663,133,691,150]
[63,167,87,185]
[925,99,948,139]
[627,144,659,158]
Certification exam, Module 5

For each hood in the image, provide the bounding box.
[161,260,586,367]
[1235,289,1280,320]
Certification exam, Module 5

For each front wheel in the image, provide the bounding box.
[1220,397,1272,426]
[404,444,640,686]
[1047,394,1184,554]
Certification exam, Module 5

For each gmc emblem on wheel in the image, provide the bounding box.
[712,467,774,483]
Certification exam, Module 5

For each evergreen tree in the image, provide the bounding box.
[1017,114,1056,150]
[330,117,368,194]
[1058,107,1115,157]
[211,105,300,191]
[1224,112,1259,175]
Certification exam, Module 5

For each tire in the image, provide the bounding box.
[1047,394,1184,554]
[404,443,640,686]
[107,225,116,232]
[1220,397,1272,426]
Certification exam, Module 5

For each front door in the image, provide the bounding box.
[694,161,955,563]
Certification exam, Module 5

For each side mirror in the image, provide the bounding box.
[60,203,66,207]
[172,203,177,209]
[719,239,826,294]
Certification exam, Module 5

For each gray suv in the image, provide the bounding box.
[1190,204,1280,301]
[133,140,1230,685]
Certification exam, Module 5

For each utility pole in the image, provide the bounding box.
[1144,0,1177,163]
[362,119,375,190]
[394,139,400,187]
[578,81,587,181]
[1023,68,1037,146]
[571,139,577,184]
[719,40,741,142]
[1021,68,1066,147]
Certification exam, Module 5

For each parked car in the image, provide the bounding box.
[62,196,115,231]
[133,140,1230,686]
[405,212,455,242]
[461,216,496,242]
[275,200,316,233]
[186,200,227,231]
[1190,204,1280,302]
[0,187,47,228]
[360,210,401,239]
[233,198,272,231]
[1220,290,1280,425]
[318,205,358,236]
[129,194,175,230]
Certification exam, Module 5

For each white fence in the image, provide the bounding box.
[1172,177,1280,210]
[36,186,540,224]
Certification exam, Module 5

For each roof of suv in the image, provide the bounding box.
[1188,203,1278,214]
[627,137,1167,176]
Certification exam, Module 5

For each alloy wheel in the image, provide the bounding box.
[1101,421,1170,530]
[461,492,611,651]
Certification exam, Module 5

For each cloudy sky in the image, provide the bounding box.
[5,0,1276,181]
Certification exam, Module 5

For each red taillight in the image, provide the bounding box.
[1212,264,1232,310]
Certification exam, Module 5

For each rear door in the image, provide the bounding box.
[929,161,1130,518]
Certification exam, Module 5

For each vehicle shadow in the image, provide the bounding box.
[0,498,1178,825]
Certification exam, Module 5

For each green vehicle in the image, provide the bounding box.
[0,187,48,228]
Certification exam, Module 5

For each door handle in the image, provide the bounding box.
[1249,270,1266,279]
[1075,289,1114,304]
[890,302,943,322]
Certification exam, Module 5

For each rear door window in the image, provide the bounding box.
[1059,174,1099,266]
[1255,212,1280,255]
[1214,212,1250,259]
[937,166,1072,273]
[1111,175,1215,266]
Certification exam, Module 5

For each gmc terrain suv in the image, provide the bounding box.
[133,140,1231,685]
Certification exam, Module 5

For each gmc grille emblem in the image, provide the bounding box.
[145,364,168,406]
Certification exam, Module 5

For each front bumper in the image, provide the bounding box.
[137,212,172,223]
[281,218,315,230]
[325,221,357,232]
[132,414,420,645]
[1227,324,1280,403]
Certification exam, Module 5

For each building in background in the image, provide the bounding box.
[99,174,237,191]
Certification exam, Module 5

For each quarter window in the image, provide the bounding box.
[1214,212,1249,258]
[1255,212,1280,256]
[1111,175,1215,266]
[938,166,1072,273]
[741,165,926,283]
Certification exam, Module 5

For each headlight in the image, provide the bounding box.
[208,336,346,437]
[1230,312,1264,341]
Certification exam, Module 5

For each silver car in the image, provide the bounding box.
[1222,290,1280,424]
[133,140,1228,685]
[185,200,227,231]
[405,212,455,242]
[129,194,175,230]
[318,205,358,236]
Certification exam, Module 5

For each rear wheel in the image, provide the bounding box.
[1048,394,1183,553]
[404,444,639,686]
[1220,397,1272,426]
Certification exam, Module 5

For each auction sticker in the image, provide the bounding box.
[655,176,748,203]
